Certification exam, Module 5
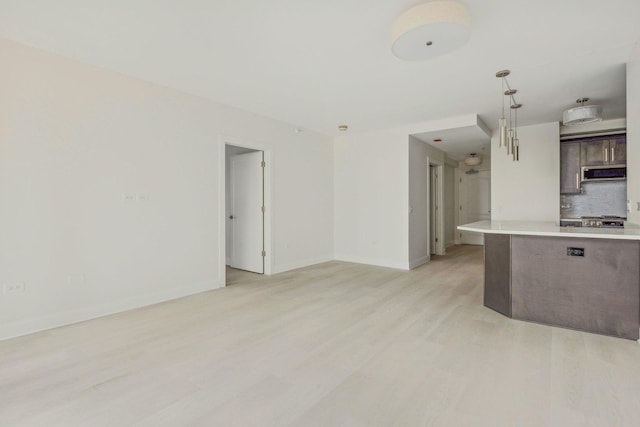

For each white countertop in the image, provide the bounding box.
[458,220,640,240]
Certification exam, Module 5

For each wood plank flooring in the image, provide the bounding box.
[1,245,640,426]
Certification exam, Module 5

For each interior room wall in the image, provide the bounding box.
[491,122,560,221]
[333,129,410,269]
[457,154,490,244]
[334,114,481,270]
[0,39,333,340]
[627,51,640,224]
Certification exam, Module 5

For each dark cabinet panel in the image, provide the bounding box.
[511,236,640,339]
[611,138,626,164]
[580,135,626,166]
[484,233,511,316]
[581,139,608,166]
[560,141,581,194]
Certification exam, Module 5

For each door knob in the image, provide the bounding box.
[229,215,234,219]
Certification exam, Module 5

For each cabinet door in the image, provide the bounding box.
[560,141,581,194]
[581,139,608,166]
[610,138,626,164]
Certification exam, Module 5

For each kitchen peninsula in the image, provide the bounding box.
[459,220,640,340]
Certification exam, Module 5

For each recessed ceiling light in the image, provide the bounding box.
[338,125,348,131]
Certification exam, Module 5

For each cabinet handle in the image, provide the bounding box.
[611,143,615,163]
[604,145,608,163]
[576,172,579,190]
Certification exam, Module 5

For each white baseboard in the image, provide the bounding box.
[0,279,221,342]
[272,255,334,274]
[334,254,410,270]
[409,255,430,269]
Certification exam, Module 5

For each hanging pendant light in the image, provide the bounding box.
[512,103,521,161]
[496,70,509,148]
[499,118,507,147]
[495,69,523,161]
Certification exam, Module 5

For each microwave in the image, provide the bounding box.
[581,165,626,182]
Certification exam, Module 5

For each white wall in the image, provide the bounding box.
[334,115,481,270]
[627,48,640,225]
[408,137,430,268]
[491,122,560,221]
[334,129,409,269]
[458,155,491,220]
[0,39,333,340]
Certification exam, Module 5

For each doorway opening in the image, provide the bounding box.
[218,136,273,287]
[460,168,491,245]
[226,145,264,275]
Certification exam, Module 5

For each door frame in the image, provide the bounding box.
[218,135,273,287]
[426,157,446,256]
[230,150,265,274]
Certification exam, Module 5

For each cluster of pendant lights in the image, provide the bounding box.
[496,70,522,161]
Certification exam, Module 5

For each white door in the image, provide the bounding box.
[461,170,491,245]
[230,151,264,273]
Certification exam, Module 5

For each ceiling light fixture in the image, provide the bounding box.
[391,1,471,61]
[338,125,349,131]
[463,153,482,166]
[496,70,523,162]
[562,98,602,126]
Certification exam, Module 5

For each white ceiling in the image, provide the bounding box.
[1,0,639,145]
[412,123,491,160]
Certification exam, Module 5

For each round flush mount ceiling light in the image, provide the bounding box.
[391,1,471,61]
[463,153,482,166]
[338,124,349,131]
[562,98,602,126]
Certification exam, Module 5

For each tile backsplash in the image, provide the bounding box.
[561,181,627,218]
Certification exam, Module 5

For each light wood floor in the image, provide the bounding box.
[2,245,640,426]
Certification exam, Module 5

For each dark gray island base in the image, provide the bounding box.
[459,221,640,340]
[484,233,640,340]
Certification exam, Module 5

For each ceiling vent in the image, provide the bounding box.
[562,98,602,126]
